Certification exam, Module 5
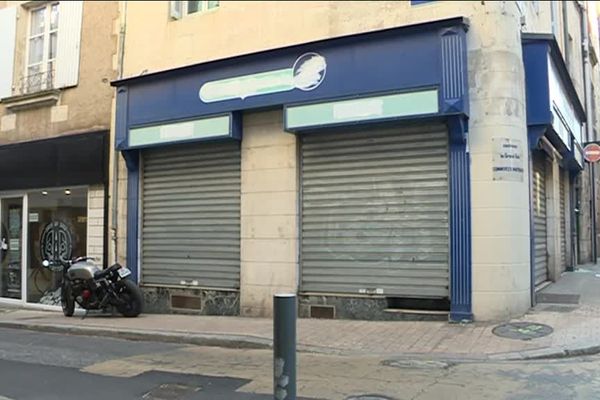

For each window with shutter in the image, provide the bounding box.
[23,3,58,94]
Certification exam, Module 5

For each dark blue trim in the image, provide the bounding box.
[440,26,468,115]
[448,115,472,322]
[528,125,547,150]
[122,149,140,283]
[522,43,552,127]
[113,18,469,150]
[411,0,436,4]
[115,87,129,150]
[231,112,242,140]
[522,33,585,121]
[523,35,585,172]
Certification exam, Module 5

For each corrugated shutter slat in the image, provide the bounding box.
[301,126,449,298]
[532,154,548,286]
[141,142,240,288]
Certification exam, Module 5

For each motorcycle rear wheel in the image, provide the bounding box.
[116,279,143,317]
[61,283,75,317]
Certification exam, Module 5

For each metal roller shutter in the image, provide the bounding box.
[300,125,449,298]
[532,154,548,286]
[141,142,241,288]
[560,171,567,271]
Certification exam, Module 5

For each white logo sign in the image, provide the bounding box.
[199,52,327,103]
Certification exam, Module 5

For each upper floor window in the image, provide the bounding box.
[186,1,219,14]
[26,2,59,94]
[170,1,219,20]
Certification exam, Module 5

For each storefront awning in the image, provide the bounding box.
[0,131,108,191]
[523,34,586,170]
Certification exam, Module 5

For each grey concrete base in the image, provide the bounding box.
[142,286,240,316]
[298,295,448,321]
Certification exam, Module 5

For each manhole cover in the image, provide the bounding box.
[346,396,396,400]
[492,322,553,340]
[142,383,202,400]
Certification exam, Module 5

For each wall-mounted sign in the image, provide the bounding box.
[492,138,524,182]
[584,143,600,163]
[548,55,582,149]
[285,89,439,131]
[199,52,326,103]
[29,213,39,223]
[129,114,234,148]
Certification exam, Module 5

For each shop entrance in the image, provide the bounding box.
[0,196,25,300]
[0,187,88,306]
[27,187,88,305]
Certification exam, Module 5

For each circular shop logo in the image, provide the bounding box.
[292,52,327,91]
[41,221,73,262]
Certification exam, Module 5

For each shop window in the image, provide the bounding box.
[24,3,58,94]
[26,187,88,305]
[170,1,219,19]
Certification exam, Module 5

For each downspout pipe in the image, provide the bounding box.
[111,0,127,264]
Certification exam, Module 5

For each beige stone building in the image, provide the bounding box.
[108,0,600,322]
[0,1,118,306]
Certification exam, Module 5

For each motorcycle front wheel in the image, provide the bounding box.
[116,279,143,317]
[61,282,75,317]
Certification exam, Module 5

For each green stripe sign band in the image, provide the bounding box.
[199,53,327,103]
[129,115,231,147]
[285,89,439,130]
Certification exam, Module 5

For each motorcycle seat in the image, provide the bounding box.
[94,264,121,279]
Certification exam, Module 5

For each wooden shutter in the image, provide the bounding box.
[55,1,83,88]
[0,6,17,98]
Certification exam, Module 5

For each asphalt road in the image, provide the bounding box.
[0,327,296,400]
[0,326,600,399]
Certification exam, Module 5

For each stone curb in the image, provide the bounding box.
[0,317,598,362]
[0,319,346,355]
[0,320,273,350]
[517,345,600,360]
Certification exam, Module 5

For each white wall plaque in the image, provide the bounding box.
[493,138,524,182]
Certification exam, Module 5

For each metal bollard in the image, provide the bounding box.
[273,293,297,400]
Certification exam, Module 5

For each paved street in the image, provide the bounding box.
[0,327,600,399]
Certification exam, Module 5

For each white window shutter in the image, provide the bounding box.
[55,1,84,88]
[170,1,183,19]
[0,7,17,99]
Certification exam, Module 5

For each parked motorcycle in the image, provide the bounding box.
[42,257,143,318]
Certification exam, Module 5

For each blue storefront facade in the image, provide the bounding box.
[523,34,586,296]
[113,18,474,321]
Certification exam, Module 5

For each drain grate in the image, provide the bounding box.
[539,305,577,313]
[492,322,553,340]
[382,359,453,369]
[142,383,202,400]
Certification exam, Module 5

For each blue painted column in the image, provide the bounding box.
[448,116,472,322]
[122,150,140,283]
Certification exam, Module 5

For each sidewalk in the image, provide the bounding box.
[1,268,600,362]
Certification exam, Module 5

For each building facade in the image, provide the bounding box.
[110,0,600,322]
[0,1,118,307]
[92,1,600,321]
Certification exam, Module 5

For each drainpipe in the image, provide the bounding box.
[580,1,597,261]
[111,1,127,264]
[563,1,570,67]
